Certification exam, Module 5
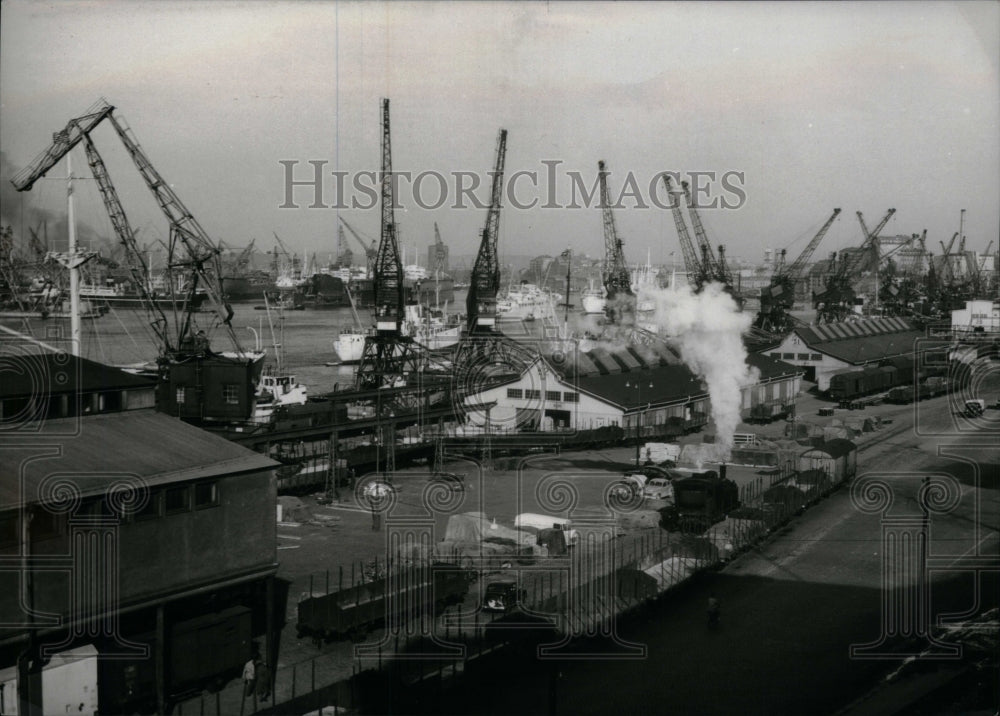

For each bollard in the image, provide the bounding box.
[311,657,316,694]
[292,663,297,700]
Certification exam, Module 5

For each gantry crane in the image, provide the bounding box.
[355,98,423,391]
[755,207,841,333]
[598,160,633,321]
[465,129,508,334]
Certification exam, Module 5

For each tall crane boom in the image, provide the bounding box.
[11,100,114,192]
[106,111,241,352]
[849,208,896,276]
[373,98,404,333]
[338,217,377,274]
[681,180,720,277]
[80,133,171,350]
[662,174,705,289]
[466,129,508,332]
[781,208,842,282]
[598,161,632,300]
[431,222,447,273]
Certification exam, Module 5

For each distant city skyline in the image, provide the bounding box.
[1,1,997,266]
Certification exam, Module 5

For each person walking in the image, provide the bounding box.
[255,656,271,702]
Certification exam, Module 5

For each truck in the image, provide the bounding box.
[658,467,740,533]
[963,399,986,418]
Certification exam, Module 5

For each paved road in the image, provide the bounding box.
[404,393,999,715]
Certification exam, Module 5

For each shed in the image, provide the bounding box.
[798,438,857,484]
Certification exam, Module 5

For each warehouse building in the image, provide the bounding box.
[763,317,926,391]
[462,341,802,439]
[0,352,278,714]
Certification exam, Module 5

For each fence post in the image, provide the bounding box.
[292,662,297,701]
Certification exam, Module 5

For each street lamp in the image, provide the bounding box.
[625,379,653,466]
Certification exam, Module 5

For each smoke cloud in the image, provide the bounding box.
[639,281,759,457]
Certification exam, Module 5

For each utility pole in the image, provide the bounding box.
[67,150,80,356]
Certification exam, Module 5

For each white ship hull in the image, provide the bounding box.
[332,330,367,364]
[581,293,606,314]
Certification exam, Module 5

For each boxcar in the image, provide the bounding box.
[297,564,469,640]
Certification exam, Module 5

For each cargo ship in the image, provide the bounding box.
[220,270,275,302]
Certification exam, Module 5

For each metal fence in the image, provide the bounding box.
[175,462,849,715]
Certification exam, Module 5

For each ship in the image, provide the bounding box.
[79,282,208,312]
[221,270,275,302]
[305,272,349,308]
[401,303,462,350]
[581,279,606,315]
[331,327,367,364]
[496,282,561,321]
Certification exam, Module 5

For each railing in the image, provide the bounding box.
[174,462,849,715]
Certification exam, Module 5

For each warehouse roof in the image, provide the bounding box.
[794,318,924,364]
[0,409,277,509]
[556,346,801,410]
[0,352,155,399]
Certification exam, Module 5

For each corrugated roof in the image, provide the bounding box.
[795,318,923,365]
[0,353,155,399]
[0,410,277,508]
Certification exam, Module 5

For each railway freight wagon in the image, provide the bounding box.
[797,439,857,485]
[97,606,252,714]
[827,356,947,402]
[297,564,469,641]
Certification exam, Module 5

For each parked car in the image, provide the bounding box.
[643,477,674,502]
[482,577,527,612]
[625,465,674,481]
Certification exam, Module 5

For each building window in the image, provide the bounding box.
[797,353,810,361]
[770,352,781,358]
[176,386,185,405]
[165,486,190,515]
[546,390,561,401]
[563,392,579,403]
[811,353,823,361]
[223,384,240,405]
[782,353,795,360]
[134,491,161,521]
[506,388,523,399]
[525,389,541,400]
[194,482,219,509]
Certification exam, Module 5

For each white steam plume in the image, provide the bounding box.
[640,282,759,458]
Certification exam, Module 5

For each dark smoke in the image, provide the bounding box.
[1,150,107,254]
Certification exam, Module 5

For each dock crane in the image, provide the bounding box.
[598,160,633,322]
[662,175,712,291]
[430,222,448,274]
[338,216,378,275]
[813,208,895,323]
[271,231,300,279]
[335,225,353,268]
[355,98,422,391]
[465,129,508,334]
[12,98,262,423]
[755,207,841,333]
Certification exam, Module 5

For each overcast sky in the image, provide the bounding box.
[1,1,997,268]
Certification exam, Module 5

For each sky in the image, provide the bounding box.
[1,0,997,269]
